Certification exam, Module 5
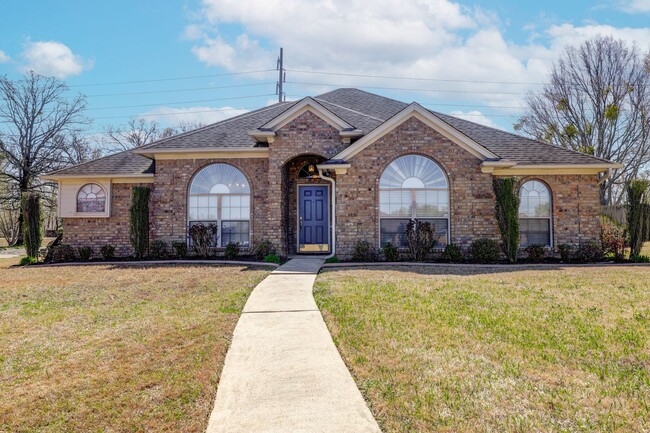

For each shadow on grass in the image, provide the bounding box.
[318,262,618,277]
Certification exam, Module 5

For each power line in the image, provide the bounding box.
[286,69,545,86]
[68,69,276,88]
[94,106,258,120]
[288,81,530,96]
[87,93,277,111]
[85,82,275,98]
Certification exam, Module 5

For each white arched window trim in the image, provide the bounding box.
[378,155,450,249]
[188,163,251,247]
[76,183,107,213]
[519,180,552,247]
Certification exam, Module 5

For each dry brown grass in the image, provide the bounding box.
[315,265,650,433]
[0,259,269,432]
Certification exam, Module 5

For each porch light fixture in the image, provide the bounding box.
[299,163,320,179]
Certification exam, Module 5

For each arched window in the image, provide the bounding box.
[379,155,449,248]
[519,180,552,246]
[77,183,106,213]
[188,163,251,246]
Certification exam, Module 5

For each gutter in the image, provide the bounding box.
[318,168,336,259]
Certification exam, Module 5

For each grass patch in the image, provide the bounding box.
[0,260,269,432]
[315,265,650,432]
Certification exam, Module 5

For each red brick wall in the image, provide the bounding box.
[61,112,603,258]
[151,158,269,247]
[335,116,499,257]
[62,183,151,257]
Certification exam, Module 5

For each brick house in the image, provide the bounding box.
[44,89,620,258]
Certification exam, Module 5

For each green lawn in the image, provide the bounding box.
[315,265,650,433]
[0,260,269,432]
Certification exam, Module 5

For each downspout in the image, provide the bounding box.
[318,169,336,259]
[598,167,612,185]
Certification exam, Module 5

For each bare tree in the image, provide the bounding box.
[102,118,160,151]
[515,36,650,204]
[57,130,102,165]
[103,118,206,152]
[0,71,88,243]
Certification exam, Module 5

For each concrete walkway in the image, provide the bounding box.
[206,258,381,433]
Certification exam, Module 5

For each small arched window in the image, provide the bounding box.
[379,155,450,248]
[188,163,251,246]
[77,183,106,213]
[519,180,552,246]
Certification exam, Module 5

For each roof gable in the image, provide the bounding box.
[334,102,499,161]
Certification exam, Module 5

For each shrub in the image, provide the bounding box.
[51,243,76,262]
[524,244,545,263]
[626,179,649,257]
[600,221,626,261]
[351,240,378,262]
[189,223,218,257]
[19,256,37,266]
[77,246,92,261]
[406,219,438,261]
[100,244,116,260]
[129,186,151,259]
[557,244,572,262]
[382,242,399,262]
[224,241,240,260]
[21,192,42,259]
[149,240,168,259]
[325,256,340,264]
[630,254,650,263]
[575,241,603,263]
[171,241,187,258]
[493,178,520,263]
[263,254,281,264]
[442,243,463,262]
[470,238,500,264]
[253,241,277,260]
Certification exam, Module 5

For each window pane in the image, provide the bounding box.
[189,163,250,194]
[519,181,551,218]
[221,221,250,246]
[380,219,410,248]
[520,218,550,246]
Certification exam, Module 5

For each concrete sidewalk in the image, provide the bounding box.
[206,258,381,433]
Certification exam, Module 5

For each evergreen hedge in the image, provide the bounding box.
[626,179,649,257]
[21,192,42,259]
[493,178,520,263]
[129,186,151,259]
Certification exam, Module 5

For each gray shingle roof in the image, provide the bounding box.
[46,148,155,177]
[47,88,614,177]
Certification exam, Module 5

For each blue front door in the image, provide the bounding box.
[299,186,329,252]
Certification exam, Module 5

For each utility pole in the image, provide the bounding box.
[276,47,286,103]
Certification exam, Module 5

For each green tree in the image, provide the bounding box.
[21,192,41,258]
[493,178,520,263]
[626,179,649,257]
[129,186,151,259]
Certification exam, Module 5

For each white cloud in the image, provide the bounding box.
[186,0,650,118]
[0,50,10,63]
[618,0,650,13]
[21,41,92,78]
[138,106,249,126]
[450,110,499,128]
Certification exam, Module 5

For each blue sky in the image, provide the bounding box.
[1,0,649,134]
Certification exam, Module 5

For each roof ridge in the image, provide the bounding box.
[431,109,613,164]
[138,101,296,150]
[313,97,385,122]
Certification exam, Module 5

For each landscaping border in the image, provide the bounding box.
[35,260,280,268]
[322,261,650,269]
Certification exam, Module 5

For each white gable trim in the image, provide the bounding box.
[333,103,498,161]
[260,97,355,132]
